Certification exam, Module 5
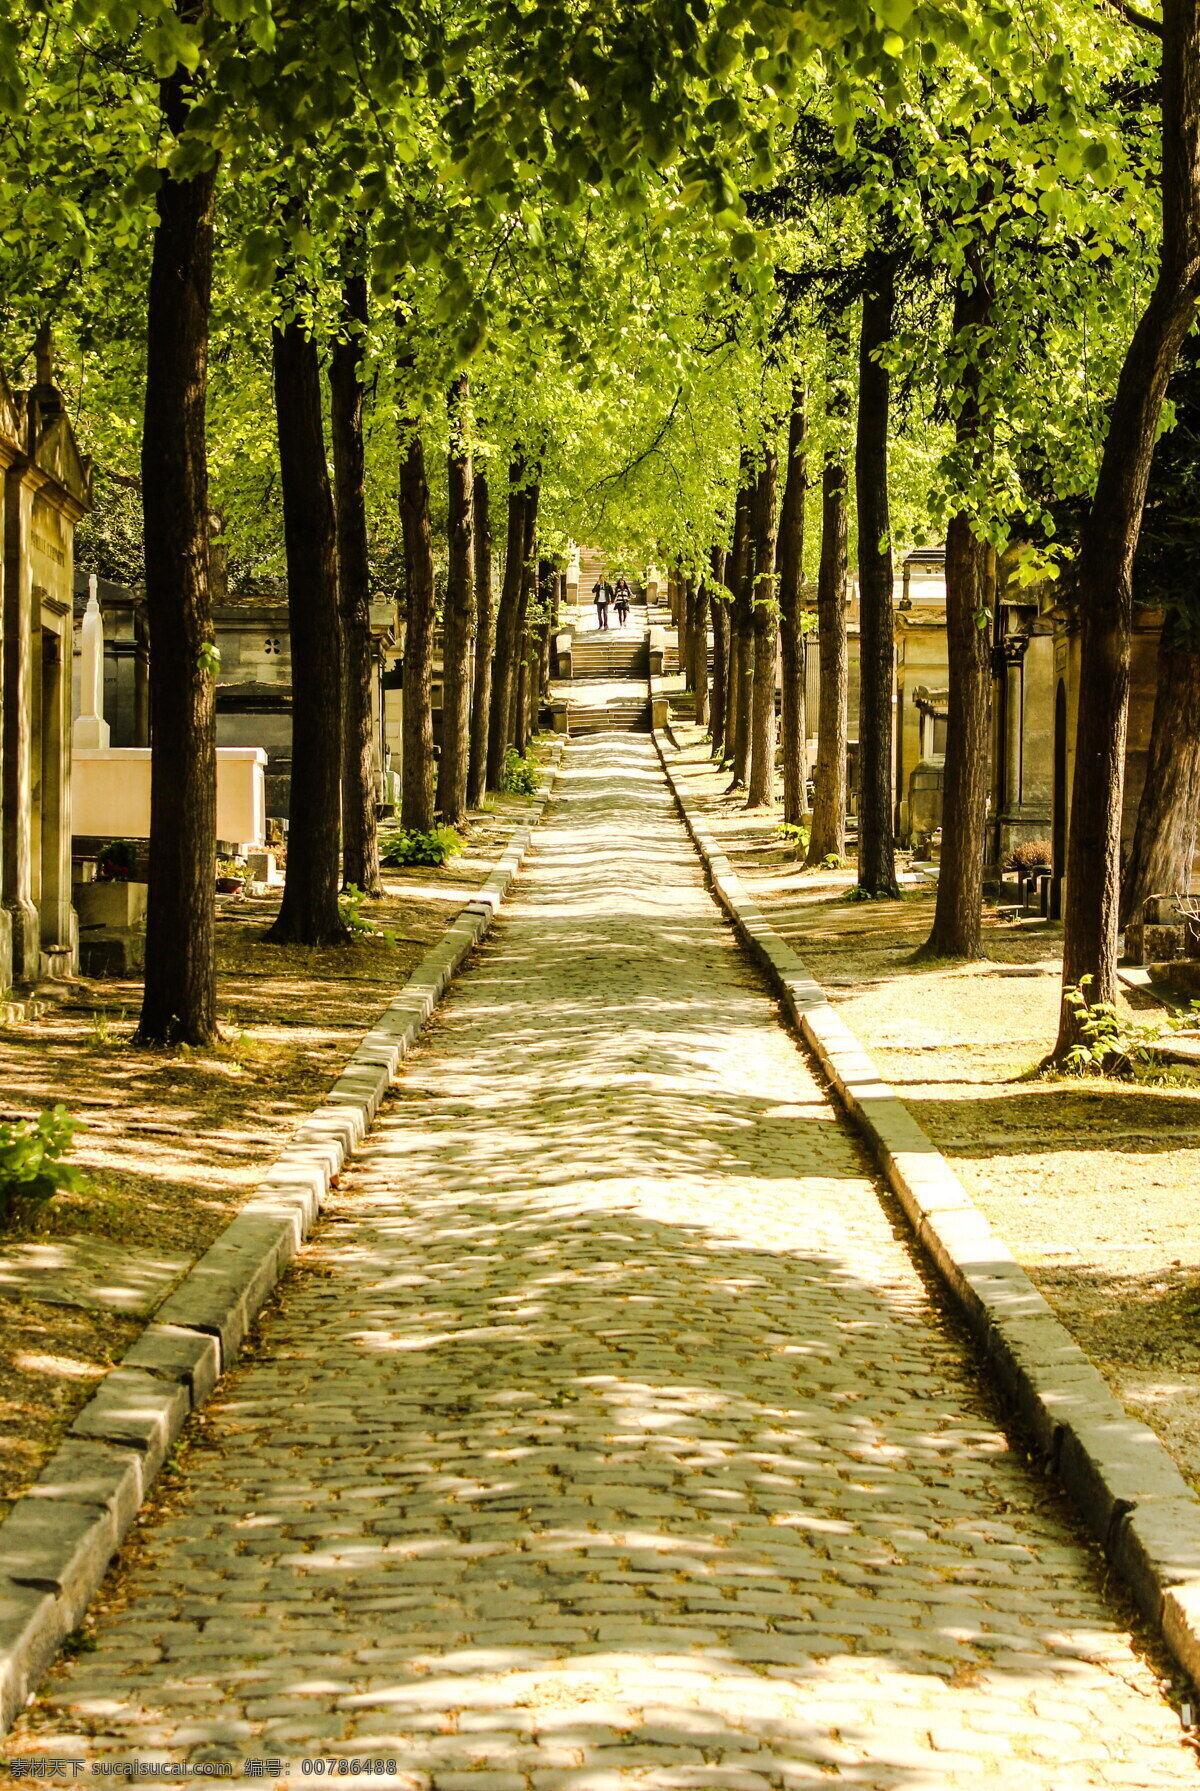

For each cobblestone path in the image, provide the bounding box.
[6,735,1197,1789]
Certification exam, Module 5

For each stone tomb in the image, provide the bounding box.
[1,335,92,986]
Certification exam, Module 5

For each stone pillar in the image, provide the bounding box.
[73,575,110,748]
[3,459,40,979]
[0,373,18,994]
[1003,643,1025,813]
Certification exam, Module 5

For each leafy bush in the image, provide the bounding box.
[95,840,137,882]
[338,883,375,934]
[0,1106,84,1226]
[379,825,463,867]
[500,748,540,795]
[1003,838,1053,873]
[777,821,810,853]
[1061,979,1158,1076]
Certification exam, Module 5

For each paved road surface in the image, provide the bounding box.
[5,735,1196,1789]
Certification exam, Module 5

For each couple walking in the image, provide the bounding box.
[592,574,632,630]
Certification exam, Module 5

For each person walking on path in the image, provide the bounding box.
[613,576,631,626]
[592,575,610,630]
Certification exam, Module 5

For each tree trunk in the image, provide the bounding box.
[924,256,996,959]
[856,267,900,896]
[747,448,779,808]
[710,546,729,759]
[723,476,753,768]
[923,520,994,958]
[805,453,849,864]
[777,386,808,827]
[1121,612,1200,927]
[136,32,219,1046]
[508,490,538,752]
[487,461,527,788]
[466,465,493,808]
[398,421,437,833]
[730,468,756,787]
[330,270,380,896]
[437,378,474,827]
[267,313,346,945]
[692,579,710,728]
[1057,0,1200,1054]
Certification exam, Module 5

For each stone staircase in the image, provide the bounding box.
[557,601,652,734]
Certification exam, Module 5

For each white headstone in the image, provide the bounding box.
[73,573,110,749]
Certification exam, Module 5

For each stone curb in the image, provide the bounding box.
[0,744,563,1735]
[653,728,1200,1693]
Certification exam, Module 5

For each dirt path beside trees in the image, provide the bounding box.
[666,726,1200,1494]
[0,776,550,1520]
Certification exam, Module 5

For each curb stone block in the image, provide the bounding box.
[1115,1502,1200,1624]
[0,742,561,1742]
[0,1498,117,1621]
[1164,1583,1200,1681]
[1058,1412,1197,1547]
[24,1440,145,1535]
[652,727,1200,1693]
[121,1324,221,1405]
[69,1368,189,1480]
[0,1583,61,1733]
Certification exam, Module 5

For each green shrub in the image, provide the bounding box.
[777,821,810,853]
[338,883,375,934]
[500,748,540,795]
[379,825,463,868]
[1060,979,1158,1076]
[0,1105,84,1227]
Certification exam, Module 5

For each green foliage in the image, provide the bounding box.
[0,1105,84,1227]
[821,853,844,870]
[95,840,138,882]
[1061,980,1158,1077]
[500,748,541,795]
[777,820,810,853]
[379,825,463,867]
[338,883,376,933]
[844,885,876,903]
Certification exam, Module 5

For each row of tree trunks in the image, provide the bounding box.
[805,451,849,865]
[777,386,808,828]
[1056,0,1200,1056]
[924,253,994,960]
[467,469,494,808]
[1120,611,1200,928]
[747,448,779,809]
[855,264,900,897]
[330,271,380,896]
[268,312,347,944]
[438,379,475,828]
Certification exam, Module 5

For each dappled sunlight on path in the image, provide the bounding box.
[6,736,1195,1788]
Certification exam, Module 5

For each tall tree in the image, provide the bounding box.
[438,377,474,826]
[923,251,995,959]
[728,461,756,788]
[136,8,220,1046]
[709,546,730,758]
[1056,0,1200,1056]
[487,459,528,788]
[855,263,900,896]
[1121,613,1200,927]
[330,269,380,895]
[747,445,779,808]
[268,309,346,945]
[777,385,808,827]
[398,412,437,833]
[692,577,710,729]
[467,464,494,808]
[806,450,849,864]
